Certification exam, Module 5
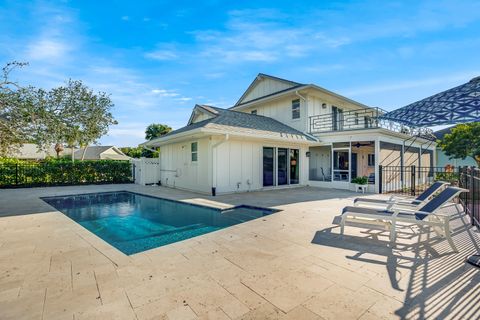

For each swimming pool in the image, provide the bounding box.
[42,191,277,255]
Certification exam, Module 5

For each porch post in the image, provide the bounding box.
[375,138,380,193]
[348,140,352,183]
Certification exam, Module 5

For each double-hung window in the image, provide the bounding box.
[191,142,198,162]
[292,99,300,119]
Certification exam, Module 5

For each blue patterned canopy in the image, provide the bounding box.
[381,76,480,127]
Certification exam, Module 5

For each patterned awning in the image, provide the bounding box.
[380,76,480,127]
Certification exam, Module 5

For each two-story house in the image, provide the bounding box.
[142,73,435,195]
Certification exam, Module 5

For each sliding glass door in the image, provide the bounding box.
[277,148,288,185]
[263,147,299,187]
[263,147,275,187]
[290,149,299,184]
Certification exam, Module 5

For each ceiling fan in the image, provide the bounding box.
[353,142,372,148]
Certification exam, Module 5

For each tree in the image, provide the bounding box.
[0,61,37,156]
[145,123,172,140]
[438,123,480,166]
[0,62,117,160]
[143,123,171,158]
[42,79,117,161]
[120,146,143,158]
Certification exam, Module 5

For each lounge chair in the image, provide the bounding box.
[353,181,449,209]
[340,186,468,251]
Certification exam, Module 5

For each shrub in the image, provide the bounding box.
[351,176,368,185]
[0,159,132,188]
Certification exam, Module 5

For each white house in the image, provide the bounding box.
[142,73,435,195]
[73,146,130,161]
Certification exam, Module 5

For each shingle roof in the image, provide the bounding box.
[159,105,316,142]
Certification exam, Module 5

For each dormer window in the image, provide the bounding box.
[292,99,300,119]
[251,110,257,115]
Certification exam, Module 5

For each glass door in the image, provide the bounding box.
[333,149,349,181]
[290,149,299,184]
[332,106,344,131]
[263,147,275,187]
[277,148,288,185]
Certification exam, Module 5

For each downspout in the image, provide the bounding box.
[211,134,229,196]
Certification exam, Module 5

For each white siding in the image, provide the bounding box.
[241,78,295,104]
[213,137,309,194]
[191,112,213,124]
[159,137,211,193]
[242,95,306,132]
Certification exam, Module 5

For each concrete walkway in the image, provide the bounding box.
[0,185,479,319]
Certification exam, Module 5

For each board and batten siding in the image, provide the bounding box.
[159,135,309,194]
[242,95,306,133]
[241,77,295,104]
[159,137,211,193]
[212,137,309,194]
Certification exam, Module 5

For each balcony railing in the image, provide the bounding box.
[308,107,433,138]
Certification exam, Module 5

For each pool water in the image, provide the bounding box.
[42,191,276,255]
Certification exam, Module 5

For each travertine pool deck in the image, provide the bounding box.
[0,185,479,319]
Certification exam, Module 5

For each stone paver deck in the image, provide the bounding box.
[0,185,479,320]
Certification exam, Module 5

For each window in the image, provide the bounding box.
[354,112,359,125]
[251,110,257,115]
[191,142,198,162]
[292,99,300,119]
[368,154,375,166]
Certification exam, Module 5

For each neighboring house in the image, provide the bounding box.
[434,126,477,168]
[73,146,130,161]
[142,73,435,195]
[8,143,71,160]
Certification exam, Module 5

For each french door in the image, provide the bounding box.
[263,147,275,187]
[263,147,299,187]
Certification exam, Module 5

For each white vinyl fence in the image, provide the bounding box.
[132,158,161,185]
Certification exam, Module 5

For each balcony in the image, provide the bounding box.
[308,107,427,137]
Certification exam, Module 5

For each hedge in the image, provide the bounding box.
[0,160,133,188]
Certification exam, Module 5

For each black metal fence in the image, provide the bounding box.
[0,160,133,188]
[379,165,479,227]
[458,167,480,227]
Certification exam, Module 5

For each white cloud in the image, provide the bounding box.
[151,89,180,97]
[145,49,178,60]
[26,38,71,61]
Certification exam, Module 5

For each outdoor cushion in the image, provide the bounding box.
[353,181,447,206]
[342,206,425,220]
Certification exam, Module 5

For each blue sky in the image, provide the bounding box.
[1,0,480,146]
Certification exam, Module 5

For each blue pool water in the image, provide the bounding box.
[42,191,276,255]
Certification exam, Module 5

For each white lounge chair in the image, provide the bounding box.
[341,186,468,252]
[353,181,449,210]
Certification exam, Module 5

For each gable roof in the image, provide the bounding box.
[235,73,305,106]
[187,104,221,125]
[231,73,373,111]
[144,105,317,146]
[73,146,130,160]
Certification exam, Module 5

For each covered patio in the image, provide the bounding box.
[307,134,435,193]
[0,184,478,319]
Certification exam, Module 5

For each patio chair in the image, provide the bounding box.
[353,181,449,210]
[340,186,468,252]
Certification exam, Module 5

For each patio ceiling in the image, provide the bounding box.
[380,76,480,127]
